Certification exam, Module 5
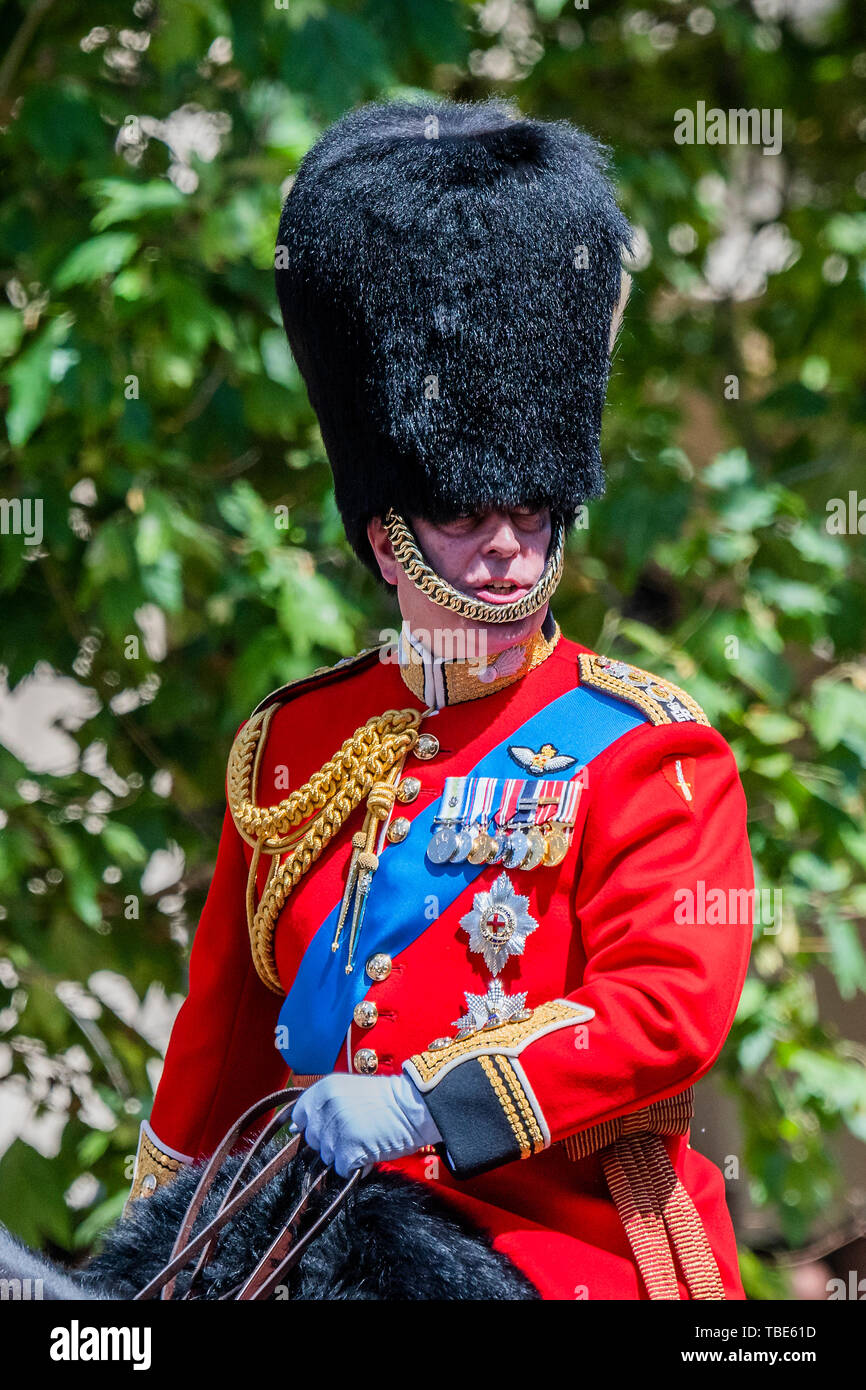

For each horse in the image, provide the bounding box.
[0,1088,538,1301]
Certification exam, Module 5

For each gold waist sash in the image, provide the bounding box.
[563,1088,725,1300]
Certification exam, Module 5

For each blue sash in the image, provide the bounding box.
[277,683,645,1072]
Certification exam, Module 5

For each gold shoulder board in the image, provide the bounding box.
[578,652,709,727]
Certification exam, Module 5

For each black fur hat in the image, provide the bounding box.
[275,98,632,575]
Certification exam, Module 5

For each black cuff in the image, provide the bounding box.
[422,1053,544,1179]
[405,999,594,1180]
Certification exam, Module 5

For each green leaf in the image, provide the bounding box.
[86,178,186,231]
[809,681,866,763]
[742,709,804,744]
[739,1027,776,1072]
[703,449,752,490]
[77,1129,112,1166]
[820,915,866,999]
[72,1189,128,1248]
[69,871,104,929]
[787,1050,866,1139]
[54,233,139,290]
[3,316,72,446]
[101,822,148,866]
[0,307,24,358]
[17,83,105,172]
[260,328,299,387]
[0,1141,73,1248]
[825,213,866,254]
[789,852,850,894]
[142,549,183,611]
[284,12,394,115]
[751,572,836,618]
[787,522,848,569]
[717,487,778,533]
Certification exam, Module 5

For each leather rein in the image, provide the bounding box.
[134,1088,360,1301]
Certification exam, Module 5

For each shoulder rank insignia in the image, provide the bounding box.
[508,742,577,773]
[578,653,709,727]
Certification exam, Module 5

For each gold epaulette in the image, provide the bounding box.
[578,652,709,727]
[227,650,423,994]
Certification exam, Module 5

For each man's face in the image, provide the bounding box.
[367,507,553,657]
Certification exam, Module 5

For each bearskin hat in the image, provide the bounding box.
[275,98,632,575]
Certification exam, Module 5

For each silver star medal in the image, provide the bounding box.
[458,871,538,975]
[453,978,530,1038]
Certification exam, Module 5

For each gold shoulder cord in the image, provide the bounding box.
[227,703,424,993]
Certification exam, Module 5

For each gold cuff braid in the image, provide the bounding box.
[123,1132,187,1217]
[227,704,424,993]
[408,999,588,1086]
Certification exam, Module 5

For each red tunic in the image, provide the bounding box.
[148,629,753,1300]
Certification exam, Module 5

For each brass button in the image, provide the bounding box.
[365,952,392,982]
[412,733,440,761]
[141,1174,158,1196]
[353,1000,378,1029]
[396,776,421,804]
[386,816,410,844]
[353,1047,378,1075]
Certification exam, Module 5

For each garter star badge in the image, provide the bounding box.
[459,871,538,975]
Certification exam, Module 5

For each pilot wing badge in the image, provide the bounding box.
[508,743,577,774]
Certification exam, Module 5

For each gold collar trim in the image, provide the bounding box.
[397,620,560,708]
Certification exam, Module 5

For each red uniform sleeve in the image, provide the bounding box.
[406,720,753,1178]
[519,719,753,1141]
[148,798,289,1161]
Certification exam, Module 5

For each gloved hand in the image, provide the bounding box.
[290,1071,442,1178]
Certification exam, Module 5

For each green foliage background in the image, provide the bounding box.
[0,0,864,1295]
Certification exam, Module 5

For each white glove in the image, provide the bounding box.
[290,1071,442,1179]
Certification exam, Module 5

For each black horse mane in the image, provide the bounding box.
[75,1142,538,1301]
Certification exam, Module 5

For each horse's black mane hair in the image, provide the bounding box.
[77,1142,538,1301]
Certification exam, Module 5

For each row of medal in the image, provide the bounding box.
[426,773,586,871]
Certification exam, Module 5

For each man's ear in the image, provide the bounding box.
[366,516,399,586]
[608,268,632,355]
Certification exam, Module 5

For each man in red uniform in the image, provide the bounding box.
[127,99,753,1301]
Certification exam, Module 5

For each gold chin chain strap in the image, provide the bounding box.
[383,508,565,625]
[227,704,424,994]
